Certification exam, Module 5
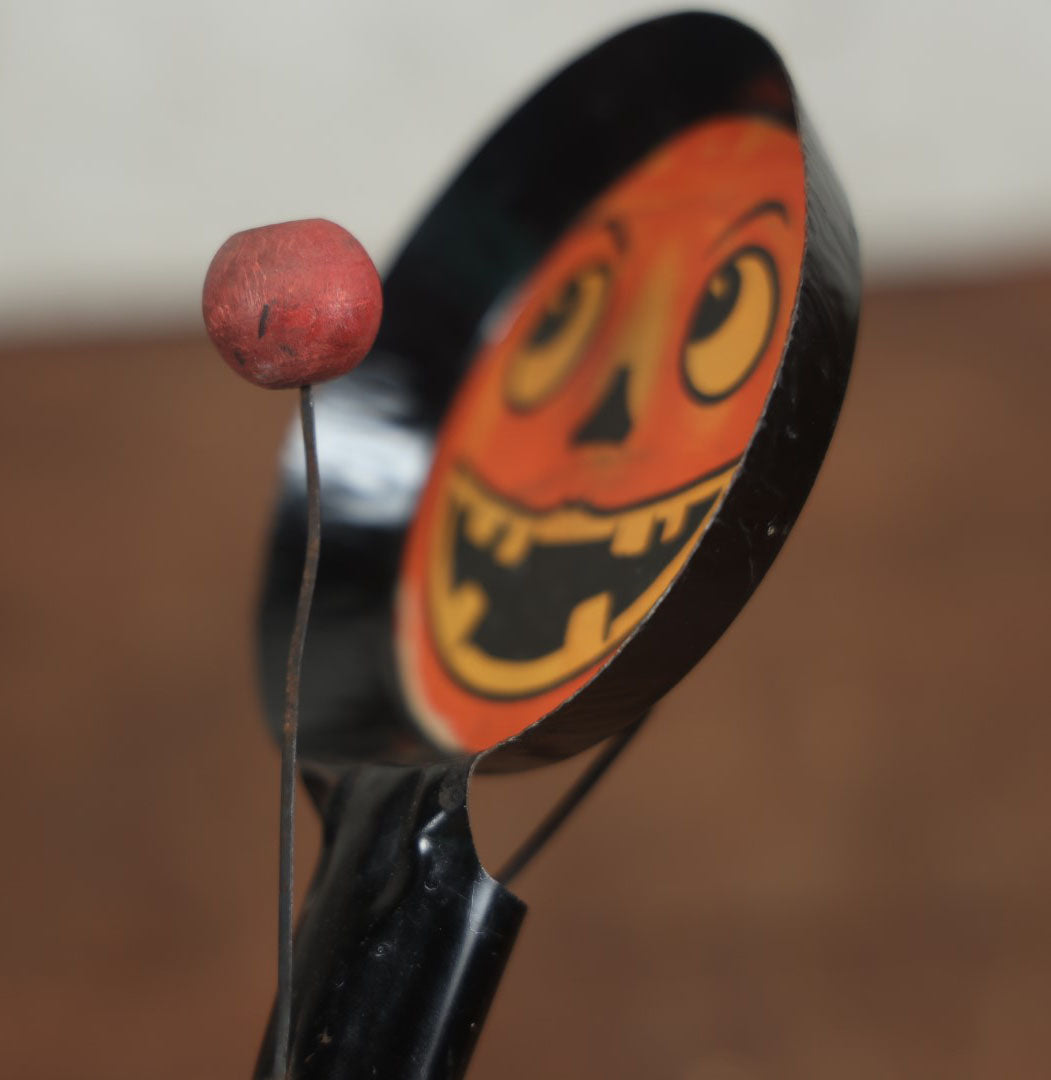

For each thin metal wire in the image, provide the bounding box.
[272,384,321,1079]
[496,714,647,887]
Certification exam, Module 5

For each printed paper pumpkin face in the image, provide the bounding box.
[397,115,806,751]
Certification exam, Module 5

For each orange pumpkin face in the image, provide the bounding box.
[397,115,806,751]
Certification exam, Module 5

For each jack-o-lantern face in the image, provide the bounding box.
[397,116,806,751]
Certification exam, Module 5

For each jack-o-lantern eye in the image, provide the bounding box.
[505,264,610,410]
[682,246,779,402]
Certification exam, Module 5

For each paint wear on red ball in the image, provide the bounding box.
[202,218,383,389]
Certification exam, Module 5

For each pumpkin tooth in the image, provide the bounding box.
[563,592,612,655]
[493,518,532,566]
[660,500,689,542]
[444,582,488,641]
[610,510,656,556]
[464,495,505,548]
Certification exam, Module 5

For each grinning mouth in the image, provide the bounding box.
[427,460,737,698]
[454,488,718,661]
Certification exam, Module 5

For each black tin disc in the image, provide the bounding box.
[259,12,860,773]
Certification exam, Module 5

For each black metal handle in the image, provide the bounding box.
[255,761,525,1080]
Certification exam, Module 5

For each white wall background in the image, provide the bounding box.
[1,0,1049,339]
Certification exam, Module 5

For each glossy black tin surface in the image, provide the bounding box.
[254,763,524,1080]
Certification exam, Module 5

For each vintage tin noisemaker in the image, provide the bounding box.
[205,13,860,1079]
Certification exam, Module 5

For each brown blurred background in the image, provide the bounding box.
[2,268,1049,1078]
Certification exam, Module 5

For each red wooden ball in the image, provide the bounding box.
[202,218,383,389]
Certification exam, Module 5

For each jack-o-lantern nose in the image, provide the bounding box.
[571,367,633,446]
